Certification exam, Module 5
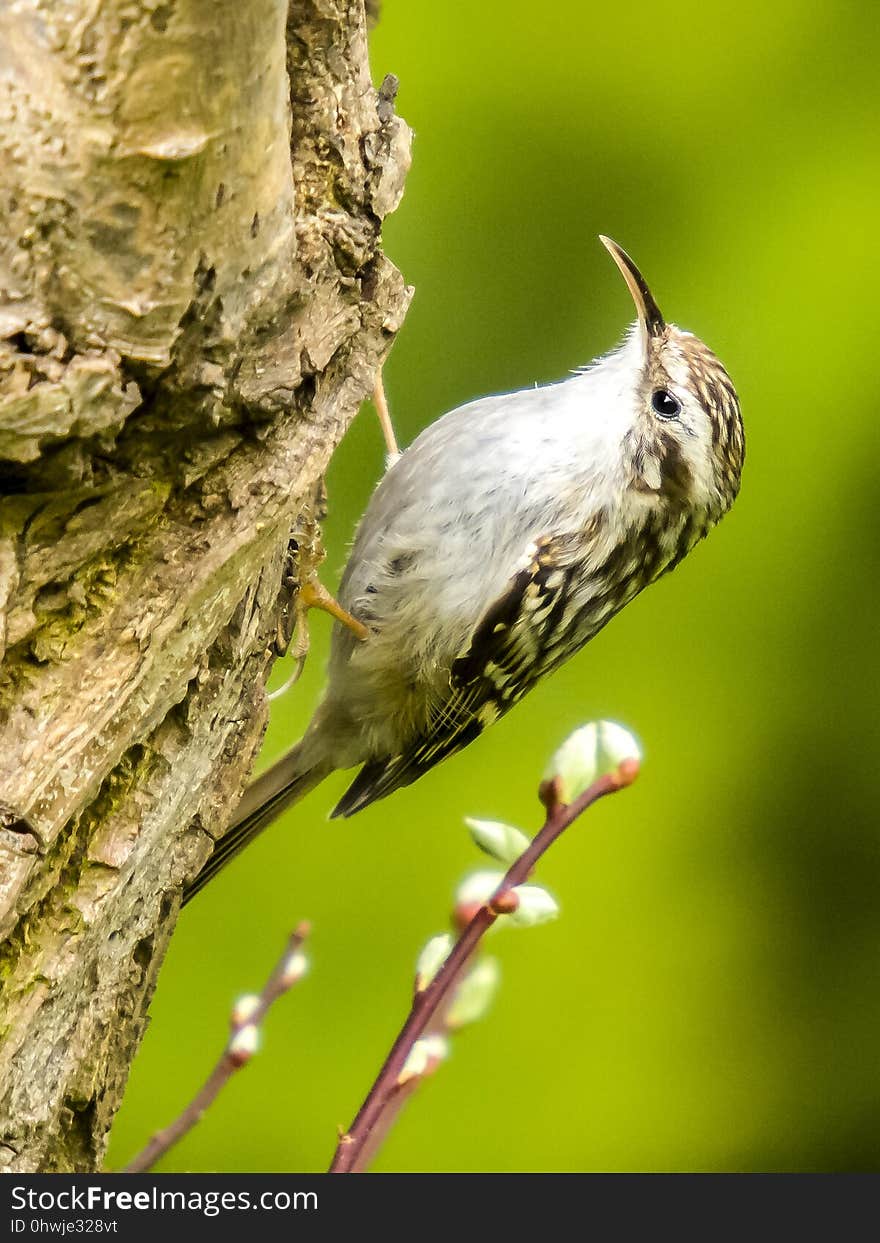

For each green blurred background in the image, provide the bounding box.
[109,0,880,1171]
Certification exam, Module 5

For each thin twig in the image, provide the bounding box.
[372,371,399,460]
[329,760,639,1173]
[124,921,311,1173]
[346,1001,453,1175]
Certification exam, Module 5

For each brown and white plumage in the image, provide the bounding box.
[184,238,744,902]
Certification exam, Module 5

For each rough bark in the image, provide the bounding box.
[0,0,410,1172]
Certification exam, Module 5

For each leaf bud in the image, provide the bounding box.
[543,721,641,804]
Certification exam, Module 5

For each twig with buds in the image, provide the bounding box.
[124,921,311,1174]
[330,721,641,1173]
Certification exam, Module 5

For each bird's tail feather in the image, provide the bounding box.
[183,744,331,905]
[330,755,414,818]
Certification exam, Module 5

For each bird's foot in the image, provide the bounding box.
[269,576,368,702]
[298,577,369,641]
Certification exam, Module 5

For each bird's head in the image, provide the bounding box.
[600,236,745,522]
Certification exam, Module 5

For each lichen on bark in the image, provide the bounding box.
[0,0,411,1172]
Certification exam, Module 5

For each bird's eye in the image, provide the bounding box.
[651,389,681,420]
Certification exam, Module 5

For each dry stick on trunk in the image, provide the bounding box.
[124,922,311,1174]
[329,759,640,1174]
[0,0,411,1173]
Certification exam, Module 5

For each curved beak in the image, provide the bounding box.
[599,235,665,340]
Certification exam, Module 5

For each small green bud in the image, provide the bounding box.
[281,951,309,987]
[228,1023,260,1064]
[398,1034,449,1085]
[447,958,501,1029]
[455,870,506,908]
[508,884,559,927]
[231,994,261,1027]
[415,933,454,992]
[465,817,531,865]
[544,721,641,804]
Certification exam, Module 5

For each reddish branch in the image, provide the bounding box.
[329,759,640,1173]
[124,921,311,1174]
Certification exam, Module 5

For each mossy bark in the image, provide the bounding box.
[0,0,410,1172]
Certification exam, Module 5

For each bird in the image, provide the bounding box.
[184,236,744,903]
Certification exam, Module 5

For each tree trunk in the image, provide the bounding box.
[0,0,410,1173]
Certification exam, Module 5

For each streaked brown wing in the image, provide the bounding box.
[331,532,586,817]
